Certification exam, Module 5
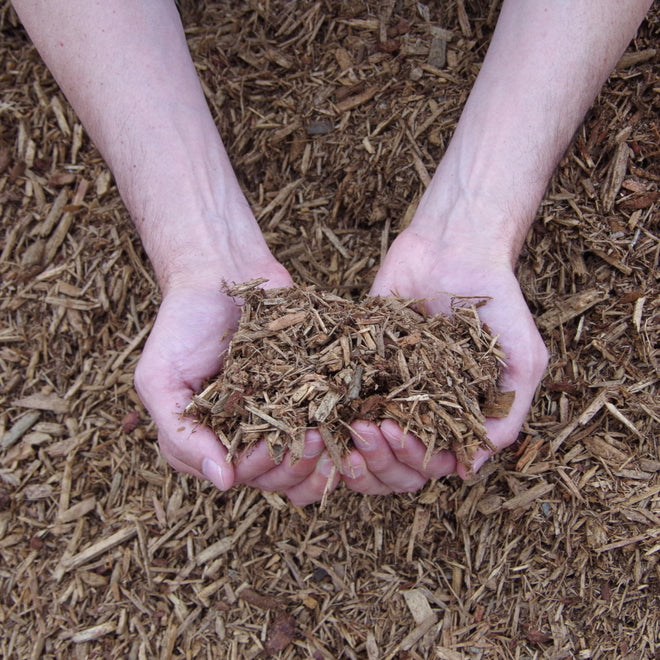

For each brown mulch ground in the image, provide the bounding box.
[1,1,659,658]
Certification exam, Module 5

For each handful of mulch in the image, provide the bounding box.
[185,280,514,472]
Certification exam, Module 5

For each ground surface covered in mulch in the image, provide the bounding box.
[1,1,659,658]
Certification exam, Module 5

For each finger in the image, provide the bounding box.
[284,452,341,507]
[453,296,548,479]
[154,413,235,491]
[493,334,548,448]
[245,431,327,492]
[134,307,236,491]
[234,429,324,484]
[340,450,393,495]
[232,439,281,483]
[455,414,522,480]
[349,421,428,493]
[165,450,233,491]
[379,419,457,478]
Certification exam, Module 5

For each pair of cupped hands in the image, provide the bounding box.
[134,226,548,506]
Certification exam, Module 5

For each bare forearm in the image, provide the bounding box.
[12,0,269,290]
[415,0,652,263]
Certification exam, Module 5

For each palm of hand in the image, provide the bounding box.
[135,280,338,503]
[135,287,242,484]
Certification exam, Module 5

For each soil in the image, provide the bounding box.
[0,1,658,658]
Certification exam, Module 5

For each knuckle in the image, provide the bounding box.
[389,443,413,461]
[366,455,391,471]
[515,334,550,383]
[393,476,426,493]
[537,342,550,374]
[157,432,191,471]
[157,437,177,465]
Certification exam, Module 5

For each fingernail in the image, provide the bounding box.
[380,422,405,447]
[318,455,335,477]
[346,462,364,479]
[303,437,324,459]
[202,457,228,491]
[352,431,371,449]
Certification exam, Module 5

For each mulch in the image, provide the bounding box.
[187,280,512,473]
[0,1,658,658]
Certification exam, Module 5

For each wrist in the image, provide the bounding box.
[138,182,289,295]
[149,210,290,296]
[410,169,530,271]
[110,127,288,294]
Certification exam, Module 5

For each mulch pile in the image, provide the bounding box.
[0,1,659,658]
[188,280,512,471]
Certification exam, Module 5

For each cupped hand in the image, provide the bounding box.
[341,226,548,494]
[134,261,340,505]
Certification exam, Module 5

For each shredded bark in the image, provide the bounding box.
[186,280,513,471]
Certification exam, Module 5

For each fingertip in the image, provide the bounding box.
[285,453,342,507]
[380,419,406,446]
[350,419,376,434]
[202,456,233,491]
[457,449,491,480]
[302,430,325,459]
[349,420,382,449]
[305,428,323,443]
[456,463,470,480]
[472,452,491,473]
[233,440,278,482]
[317,452,336,478]
[341,450,366,480]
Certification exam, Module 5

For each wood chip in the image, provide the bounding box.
[1,4,659,657]
[57,526,138,578]
[0,410,41,450]
[335,87,378,112]
[502,483,554,511]
[13,393,69,414]
[71,622,116,643]
[537,289,610,331]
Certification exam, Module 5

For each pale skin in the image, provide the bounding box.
[13,1,652,504]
